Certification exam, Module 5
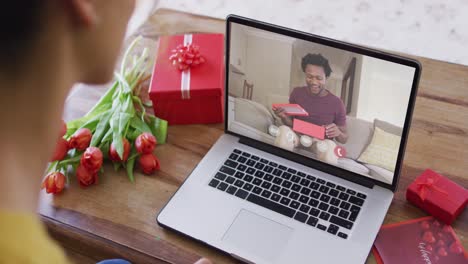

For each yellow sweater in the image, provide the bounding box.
[0,211,69,264]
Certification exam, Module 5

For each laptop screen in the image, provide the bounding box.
[227,21,418,186]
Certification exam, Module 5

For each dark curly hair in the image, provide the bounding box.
[0,1,44,68]
[301,53,332,78]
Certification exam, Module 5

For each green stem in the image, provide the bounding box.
[57,155,82,167]
[45,161,59,175]
[128,152,139,161]
[120,36,143,76]
[132,96,146,120]
[85,82,118,117]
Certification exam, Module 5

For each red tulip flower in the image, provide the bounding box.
[41,172,66,194]
[51,138,69,161]
[69,128,92,151]
[109,138,131,162]
[135,132,157,154]
[80,147,103,173]
[76,165,98,187]
[138,153,160,175]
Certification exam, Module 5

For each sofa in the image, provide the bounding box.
[228,96,401,184]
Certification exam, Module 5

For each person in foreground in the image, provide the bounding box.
[0,1,211,263]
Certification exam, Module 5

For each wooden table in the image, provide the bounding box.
[39,9,468,264]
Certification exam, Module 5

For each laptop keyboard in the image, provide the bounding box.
[208,149,368,239]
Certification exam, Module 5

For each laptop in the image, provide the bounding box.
[158,15,421,264]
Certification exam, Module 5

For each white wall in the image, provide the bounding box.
[228,24,248,98]
[229,23,248,73]
[356,56,415,127]
[244,31,293,107]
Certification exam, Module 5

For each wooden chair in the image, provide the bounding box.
[242,80,254,100]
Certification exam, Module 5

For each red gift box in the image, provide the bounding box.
[149,33,224,125]
[406,169,468,225]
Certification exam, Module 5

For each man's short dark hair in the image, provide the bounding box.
[301,53,332,78]
[0,1,44,67]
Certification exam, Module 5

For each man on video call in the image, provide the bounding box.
[273,53,348,144]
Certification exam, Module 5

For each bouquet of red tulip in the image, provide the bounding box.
[42,37,168,194]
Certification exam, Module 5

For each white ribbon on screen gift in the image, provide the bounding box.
[180,34,192,100]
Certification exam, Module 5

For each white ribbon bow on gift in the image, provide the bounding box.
[180,34,192,100]
[168,34,206,100]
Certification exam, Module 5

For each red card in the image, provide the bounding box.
[372,216,467,264]
[293,119,325,140]
[272,104,309,116]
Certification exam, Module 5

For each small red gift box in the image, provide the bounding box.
[149,33,224,125]
[406,169,468,225]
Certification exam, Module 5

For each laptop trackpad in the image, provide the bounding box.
[222,209,293,262]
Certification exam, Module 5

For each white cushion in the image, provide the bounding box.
[229,121,276,145]
[234,98,274,133]
[357,127,401,172]
[374,119,403,136]
[338,116,373,160]
[337,158,370,175]
[365,164,394,184]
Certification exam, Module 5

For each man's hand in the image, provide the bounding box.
[325,123,342,138]
[272,107,293,126]
[272,107,288,119]
[325,123,348,144]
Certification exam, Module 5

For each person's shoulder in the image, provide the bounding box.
[0,211,70,263]
[327,91,344,104]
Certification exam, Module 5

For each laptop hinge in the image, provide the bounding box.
[239,136,375,189]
